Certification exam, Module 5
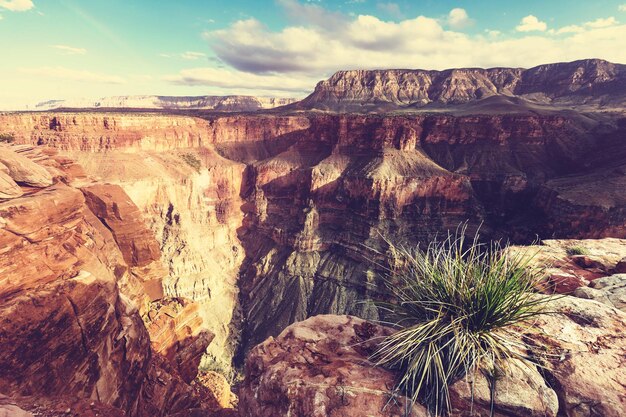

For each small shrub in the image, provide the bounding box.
[372,229,550,416]
[198,354,239,384]
[0,133,15,143]
[566,246,588,256]
[180,153,201,172]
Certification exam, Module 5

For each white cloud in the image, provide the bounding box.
[553,17,619,35]
[180,51,207,60]
[619,4,626,12]
[555,24,584,34]
[165,67,317,94]
[20,66,126,84]
[516,15,547,32]
[447,8,474,29]
[0,0,33,11]
[584,17,618,28]
[51,44,87,55]
[168,1,626,95]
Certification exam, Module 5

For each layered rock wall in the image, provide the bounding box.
[299,59,626,110]
[0,144,213,416]
[2,109,626,360]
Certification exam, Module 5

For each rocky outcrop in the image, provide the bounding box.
[0,144,219,416]
[239,315,428,417]
[240,295,626,417]
[449,359,558,417]
[68,147,248,373]
[575,274,626,311]
[147,299,215,383]
[525,297,626,417]
[297,59,626,111]
[509,238,626,296]
[81,183,166,301]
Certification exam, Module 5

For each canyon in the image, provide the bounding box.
[1,59,626,416]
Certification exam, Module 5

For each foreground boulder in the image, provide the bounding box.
[579,274,626,311]
[239,315,428,417]
[449,358,558,417]
[524,297,626,417]
[240,295,626,417]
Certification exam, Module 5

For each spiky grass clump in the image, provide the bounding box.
[566,246,588,256]
[372,231,549,416]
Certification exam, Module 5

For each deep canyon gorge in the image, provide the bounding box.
[1,59,626,416]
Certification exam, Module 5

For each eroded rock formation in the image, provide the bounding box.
[0,144,223,416]
[297,59,626,111]
[2,101,626,358]
[239,315,428,417]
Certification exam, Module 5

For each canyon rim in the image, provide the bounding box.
[1,1,626,417]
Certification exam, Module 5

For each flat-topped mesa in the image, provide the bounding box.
[298,59,626,111]
[33,94,298,111]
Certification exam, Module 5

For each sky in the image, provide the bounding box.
[1,0,626,109]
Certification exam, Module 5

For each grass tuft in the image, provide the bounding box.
[566,246,588,256]
[180,152,202,172]
[371,228,551,416]
[0,133,15,143]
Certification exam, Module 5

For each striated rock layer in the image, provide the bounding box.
[2,94,626,360]
[0,144,221,416]
[297,59,626,112]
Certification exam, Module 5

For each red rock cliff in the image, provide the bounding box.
[0,144,219,416]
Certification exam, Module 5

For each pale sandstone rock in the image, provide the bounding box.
[449,359,558,417]
[0,167,23,199]
[241,301,625,417]
[587,274,626,311]
[0,145,53,187]
[0,395,33,417]
[524,296,626,417]
[510,238,626,294]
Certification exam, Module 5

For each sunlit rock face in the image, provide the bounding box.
[0,144,214,416]
[0,112,311,372]
[297,59,626,111]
